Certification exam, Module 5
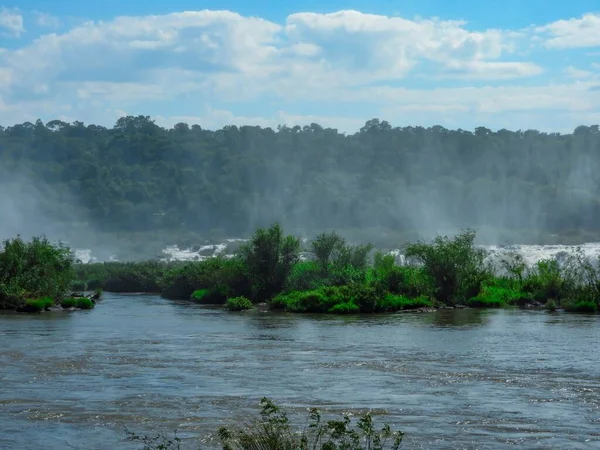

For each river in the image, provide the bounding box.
[1,294,599,449]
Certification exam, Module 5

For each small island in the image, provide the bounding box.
[63,223,600,315]
[0,236,101,313]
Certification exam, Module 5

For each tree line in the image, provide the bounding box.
[1,116,599,241]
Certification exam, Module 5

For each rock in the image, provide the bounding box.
[454,304,468,309]
[516,297,543,308]
[400,307,437,314]
[16,304,41,313]
[47,306,64,312]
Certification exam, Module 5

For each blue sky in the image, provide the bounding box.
[1,1,599,132]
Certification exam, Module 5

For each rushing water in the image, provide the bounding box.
[1,295,600,450]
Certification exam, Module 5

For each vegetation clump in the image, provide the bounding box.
[0,236,74,310]
[71,223,600,315]
[225,296,254,311]
[127,397,404,450]
[60,297,95,310]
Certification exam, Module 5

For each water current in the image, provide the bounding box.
[1,294,600,449]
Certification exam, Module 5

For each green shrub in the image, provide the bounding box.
[60,297,78,308]
[522,259,564,303]
[563,299,598,313]
[545,299,557,312]
[127,397,404,450]
[75,298,94,309]
[272,285,389,314]
[217,397,404,450]
[377,294,432,312]
[191,289,209,302]
[467,284,525,308]
[405,229,491,305]
[191,287,227,304]
[60,297,95,309]
[0,236,74,309]
[328,301,361,314]
[24,297,54,312]
[226,296,254,311]
[240,223,301,302]
[285,261,325,291]
[71,280,87,291]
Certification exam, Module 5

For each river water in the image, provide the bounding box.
[1,294,599,450]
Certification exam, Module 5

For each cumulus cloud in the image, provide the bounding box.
[537,13,600,49]
[0,8,598,132]
[0,7,24,37]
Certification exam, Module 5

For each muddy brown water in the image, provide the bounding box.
[1,294,599,449]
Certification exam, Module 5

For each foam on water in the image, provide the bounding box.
[73,240,600,266]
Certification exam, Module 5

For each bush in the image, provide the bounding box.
[218,398,404,450]
[405,229,491,305]
[467,283,525,308]
[71,280,87,291]
[191,287,227,304]
[0,236,74,309]
[241,223,301,302]
[24,297,54,312]
[127,398,404,450]
[226,296,254,311]
[61,297,95,309]
[376,294,432,312]
[545,299,557,312]
[272,285,386,314]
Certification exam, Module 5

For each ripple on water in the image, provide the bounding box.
[1,295,600,449]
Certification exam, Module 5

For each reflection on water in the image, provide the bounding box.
[1,294,600,450]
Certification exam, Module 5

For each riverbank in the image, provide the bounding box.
[73,224,600,314]
[5,225,600,315]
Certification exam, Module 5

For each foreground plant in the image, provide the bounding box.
[219,398,403,450]
[127,398,403,450]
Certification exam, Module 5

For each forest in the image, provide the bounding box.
[1,116,600,247]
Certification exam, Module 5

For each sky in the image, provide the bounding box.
[0,0,599,133]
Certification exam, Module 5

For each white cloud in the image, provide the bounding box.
[0,7,24,37]
[33,11,61,28]
[563,66,595,79]
[537,13,600,49]
[0,9,599,132]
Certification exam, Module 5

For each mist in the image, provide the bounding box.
[1,118,600,260]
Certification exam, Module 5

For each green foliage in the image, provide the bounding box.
[468,284,524,308]
[191,287,227,304]
[71,280,87,291]
[24,297,54,312]
[0,236,74,309]
[240,223,301,301]
[68,227,600,315]
[545,299,557,312]
[405,229,491,305]
[218,397,403,450]
[225,296,254,311]
[522,259,564,302]
[562,299,598,313]
[285,261,325,291]
[3,117,600,243]
[376,294,433,312]
[75,261,165,293]
[369,258,433,299]
[311,231,346,274]
[126,429,182,450]
[61,297,95,309]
